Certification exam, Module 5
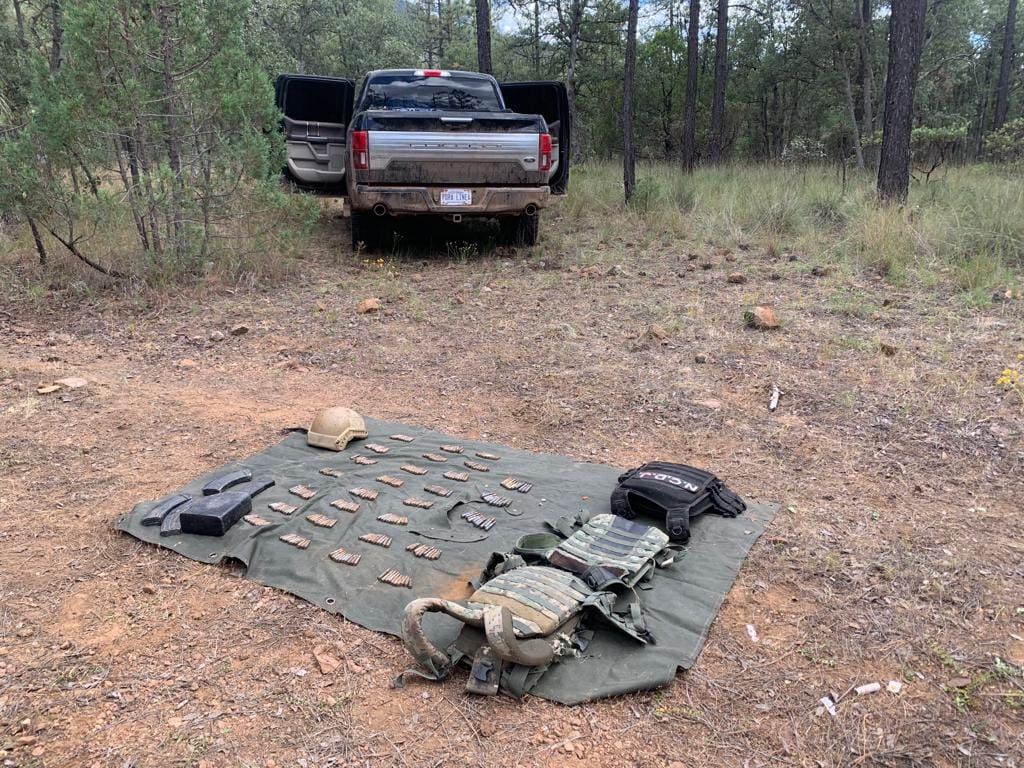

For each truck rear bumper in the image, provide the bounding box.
[351,185,550,216]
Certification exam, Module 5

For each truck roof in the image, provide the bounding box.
[364,69,494,80]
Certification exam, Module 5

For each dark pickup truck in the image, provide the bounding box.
[274,69,570,249]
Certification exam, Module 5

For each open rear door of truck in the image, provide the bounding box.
[499,81,570,195]
[275,74,355,189]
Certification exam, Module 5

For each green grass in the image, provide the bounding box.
[563,162,1024,296]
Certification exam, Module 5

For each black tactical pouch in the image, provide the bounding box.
[610,461,745,542]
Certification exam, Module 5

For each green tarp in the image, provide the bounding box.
[117,419,776,704]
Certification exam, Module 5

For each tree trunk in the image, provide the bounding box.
[115,142,149,252]
[877,0,927,203]
[158,2,186,260]
[857,0,878,167]
[50,0,62,71]
[993,0,1018,130]
[839,48,866,169]
[27,217,48,267]
[436,0,445,62]
[566,0,584,164]
[475,0,492,74]
[13,0,26,45]
[533,0,541,77]
[857,0,875,134]
[623,0,639,202]
[681,0,700,171]
[707,0,729,163]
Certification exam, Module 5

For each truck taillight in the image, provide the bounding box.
[539,133,553,172]
[351,130,369,170]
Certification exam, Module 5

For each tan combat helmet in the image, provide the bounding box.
[307,407,368,451]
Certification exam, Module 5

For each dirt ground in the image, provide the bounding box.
[1,203,1023,767]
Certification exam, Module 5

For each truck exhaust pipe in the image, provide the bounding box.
[524,204,538,217]
[373,204,387,217]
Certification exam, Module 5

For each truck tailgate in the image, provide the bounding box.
[357,111,549,186]
[366,131,545,185]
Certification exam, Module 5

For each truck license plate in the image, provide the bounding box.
[440,189,472,206]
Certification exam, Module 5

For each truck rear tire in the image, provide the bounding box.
[500,213,539,247]
[350,211,380,252]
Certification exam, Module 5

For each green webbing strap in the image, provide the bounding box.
[655,544,685,568]
[545,511,591,539]
[503,663,534,699]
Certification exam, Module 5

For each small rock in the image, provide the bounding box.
[313,646,340,675]
[55,376,88,390]
[727,272,747,284]
[229,324,249,336]
[142,584,157,595]
[16,628,34,638]
[208,330,225,342]
[811,265,830,277]
[694,353,708,364]
[697,399,722,410]
[177,358,198,369]
[700,261,714,270]
[887,680,904,694]
[947,676,971,688]
[480,285,493,292]
[479,720,497,737]
[14,735,37,746]
[745,305,781,330]
[606,263,626,276]
[356,298,381,314]
[36,384,60,395]
[879,341,898,357]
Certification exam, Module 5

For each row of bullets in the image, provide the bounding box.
[365,443,390,454]
[359,532,393,548]
[402,464,428,475]
[377,512,409,526]
[268,502,297,515]
[389,434,415,442]
[405,542,442,560]
[403,497,433,509]
[461,509,497,531]
[352,455,377,465]
[280,533,311,549]
[330,498,360,513]
[424,484,452,497]
[500,477,533,494]
[443,471,469,482]
[463,460,490,473]
[243,514,271,526]
[378,569,412,588]
[307,513,337,528]
[289,484,317,500]
[328,547,361,566]
[376,475,404,488]
[481,492,512,508]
